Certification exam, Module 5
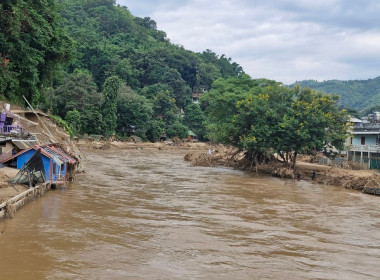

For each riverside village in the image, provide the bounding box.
[0,101,379,220]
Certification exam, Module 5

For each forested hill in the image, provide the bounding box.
[0,0,244,140]
[58,0,243,92]
[290,77,380,114]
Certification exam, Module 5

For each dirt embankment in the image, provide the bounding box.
[0,107,83,203]
[76,139,213,151]
[0,168,27,203]
[183,146,380,193]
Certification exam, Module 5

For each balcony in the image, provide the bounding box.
[0,125,24,135]
[347,145,380,152]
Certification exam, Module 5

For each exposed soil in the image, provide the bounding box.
[183,145,380,193]
[0,105,83,202]
[0,167,28,203]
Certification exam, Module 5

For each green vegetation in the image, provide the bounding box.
[203,78,349,168]
[0,0,73,104]
[1,0,243,139]
[291,77,380,113]
[51,114,74,137]
[0,0,350,168]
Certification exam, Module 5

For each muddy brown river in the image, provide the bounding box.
[1,148,380,279]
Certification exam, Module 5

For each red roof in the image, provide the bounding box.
[0,145,77,165]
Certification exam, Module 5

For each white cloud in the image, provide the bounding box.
[118,0,380,84]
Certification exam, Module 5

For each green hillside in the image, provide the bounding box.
[1,0,243,140]
[0,0,350,161]
[290,77,380,113]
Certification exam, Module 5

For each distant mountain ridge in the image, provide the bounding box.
[289,76,380,112]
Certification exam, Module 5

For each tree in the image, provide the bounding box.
[153,90,179,125]
[102,75,121,136]
[139,83,171,100]
[277,86,349,167]
[65,110,81,136]
[204,75,348,168]
[195,62,222,90]
[162,69,191,110]
[232,86,293,165]
[53,70,104,134]
[110,58,139,88]
[146,119,165,142]
[117,85,153,138]
[232,85,349,168]
[183,103,206,141]
[202,75,278,143]
[167,121,188,139]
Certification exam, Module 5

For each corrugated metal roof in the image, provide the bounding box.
[47,146,77,164]
[350,117,362,123]
[0,144,76,165]
[43,146,67,165]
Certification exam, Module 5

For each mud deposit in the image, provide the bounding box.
[0,148,379,279]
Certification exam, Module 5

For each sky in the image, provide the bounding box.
[116,0,380,84]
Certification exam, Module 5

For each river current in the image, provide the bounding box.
[0,148,379,279]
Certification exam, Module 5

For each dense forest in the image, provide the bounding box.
[290,77,380,115]
[0,0,350,166]
[1,0,243,140]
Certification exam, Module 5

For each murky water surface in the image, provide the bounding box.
[1,149,380,279]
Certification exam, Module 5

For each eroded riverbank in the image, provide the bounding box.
[94,141,379,194]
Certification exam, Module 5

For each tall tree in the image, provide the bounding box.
[102,75,121,136]
[117,85,153,138]
[153,90,179,125]
[53,70,104,134]
[202,75,278,143]
[183,103,206,141]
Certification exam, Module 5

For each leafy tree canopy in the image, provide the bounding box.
[117,84,153,139]
[204,76,349,168]
[0,0,73,104]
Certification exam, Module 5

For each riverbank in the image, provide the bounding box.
[2,140,377,214]
[77,140,380,195]
[184,146,380,194]
[0,167,28,204]
[0,105,83,219]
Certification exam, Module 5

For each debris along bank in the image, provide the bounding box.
[184,147,380,195]
[0,102,82,220]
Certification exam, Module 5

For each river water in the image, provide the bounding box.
[0,148,380,279]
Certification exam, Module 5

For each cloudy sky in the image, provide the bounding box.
[117,0,380,84]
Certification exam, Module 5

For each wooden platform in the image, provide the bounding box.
[0,182,52,220]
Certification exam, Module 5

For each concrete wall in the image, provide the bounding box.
[352,134,378,146]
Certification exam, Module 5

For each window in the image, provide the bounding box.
[361,136,365,145]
